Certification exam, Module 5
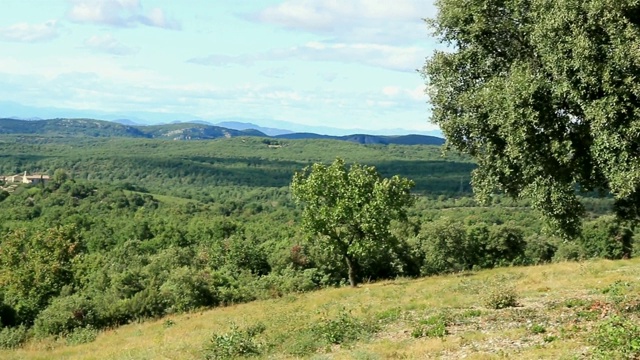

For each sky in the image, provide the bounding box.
[0,0,441,134]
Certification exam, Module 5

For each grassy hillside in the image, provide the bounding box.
[4,258,640,359]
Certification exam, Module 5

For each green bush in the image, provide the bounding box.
[411,314,448,338]
[581,216,633,260]
[591,315,640,359]
[203,323,266,360]
[159,266,214,313]
[33,295,98,337]
[418,220,527,275]
[481,225,527,267]
[0,325,29,349]
[94,287,169,327]
[122,287,168,320]
[93,294,133,328]
[310,309,378,345]
[482,283,518,309]
[530,324,546,334]
[419,218,472,275]
[65,325,98,346]
[553,240,586,262]
[601,280,632,306]
[524,235,557,265]
[249,267,320,299]
[284,331,320,357]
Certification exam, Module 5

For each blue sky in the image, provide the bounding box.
[0,0,440,134]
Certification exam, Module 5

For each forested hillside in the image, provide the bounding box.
[0,118,444,145]
[0,134,625,352]
[0,118,264,140]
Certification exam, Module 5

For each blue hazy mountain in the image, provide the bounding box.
[0,101,442,138]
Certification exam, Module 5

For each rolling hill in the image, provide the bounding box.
[0,118,445,145]
[276,132,445,145]
[2,258,636,359]
[0,118,265,140]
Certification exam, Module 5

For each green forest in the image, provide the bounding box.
[0,133,627,348]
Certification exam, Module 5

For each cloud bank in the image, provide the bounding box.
[0,20,59,42]
[67,0,180,30]
[83,34,138,55]
[253,0,436,44]
[189,42,424,72]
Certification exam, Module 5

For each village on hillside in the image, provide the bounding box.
[0,171,50,192]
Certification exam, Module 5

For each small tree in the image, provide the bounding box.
[291,158,415,287]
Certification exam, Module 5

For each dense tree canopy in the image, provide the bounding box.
[291,158,415,287]
[423,0,640,237]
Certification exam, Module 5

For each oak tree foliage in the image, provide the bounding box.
[291,158,415,287]
[423,0,640,237]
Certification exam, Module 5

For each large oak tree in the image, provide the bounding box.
[423,0,640,237]
[291,158,414,287]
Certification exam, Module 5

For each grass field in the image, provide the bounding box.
[5,258,640,359]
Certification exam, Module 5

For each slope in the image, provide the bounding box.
[277,132,445,145]
[0,118,267,139]
[4,258,639,359]
[0,118,149,138]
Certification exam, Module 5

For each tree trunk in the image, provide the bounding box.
[345,255,358,287]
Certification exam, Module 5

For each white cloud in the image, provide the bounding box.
[188,53,256,67]
[382,85,426,101]
[253,0,436,44]
[319,71,338,82]
[0,20,59,43]
[189,41,424,72]
[258,0,430,27]
[299,42,424,72]
[0,67,437,132]
[259,66,291,79]
[409,85,427,101]
[83,34,137,55]
[383,86,401,96]
[139,7,180,29]
[67,0,180,30]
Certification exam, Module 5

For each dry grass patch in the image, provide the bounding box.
[3,258,640,359]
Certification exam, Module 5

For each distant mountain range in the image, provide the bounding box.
[0,100,442,137]
[0,118,445,145]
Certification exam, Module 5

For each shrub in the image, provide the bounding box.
[285,331,321,357]
[95,287,168,327]
[482,283,518,309]
[159,266,214,313]
[530,324,546,334]
[93,294,133,328]
[524,235,557,265]
[203,323,266,360]
[411,314,448,338]
[33,295,98,338]
[419,218,472,275]
[0,325,29,349]
[553,241,586,261]
[481,225,527,267]
[122,287,167,320]
[418,220,527,275]
[250,267,320,299]
[601,280,632,306]
[581,216,633,259]
[310,309,378,345]
[591,315,640,359]
[66,325,98,346]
